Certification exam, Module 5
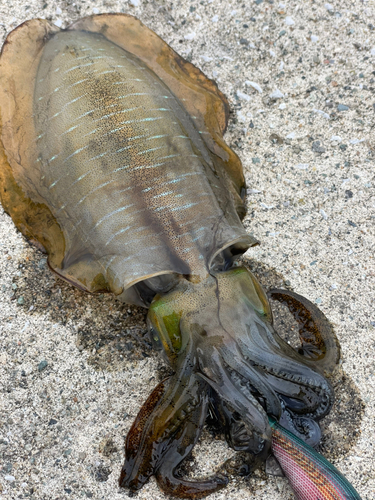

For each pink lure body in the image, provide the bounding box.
[270,418,362,500]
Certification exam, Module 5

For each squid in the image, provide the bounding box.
[0,14,361,499]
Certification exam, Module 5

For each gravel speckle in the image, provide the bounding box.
[38,258,47,269]
[245,81,263,93]
[269,89,284,99]
[237,91,251,102]
[295,163,309,170]
[284,17,295,26]
[337,104,349,111]
[312,141,326,153]
[37,360,48,372]
[184,32,196,40]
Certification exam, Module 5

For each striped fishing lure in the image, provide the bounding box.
[270,418,362,500]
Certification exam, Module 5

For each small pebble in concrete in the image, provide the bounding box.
[313,109,330,119]
[337,104,349,111]
[38,258,47,269]
[184,32,196,40]
[269,89,284,99]
[312,141,326,153]
[245,81,262,93]
[38,360,48,372]
[237,91,251,101]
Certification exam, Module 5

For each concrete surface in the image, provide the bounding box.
[0,0,374,499]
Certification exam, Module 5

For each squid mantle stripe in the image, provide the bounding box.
[94,107,140,122]
[105,225,135,247]
[63,61,97,74]
[92,204,135,229]
[136,146,164,156]
[50,141,181,194]
[75,180,115,206]
[65,155,181,212]
[81,117,163,140]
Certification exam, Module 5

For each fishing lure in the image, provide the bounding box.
[270,418,362,500]
[0,14,361,499]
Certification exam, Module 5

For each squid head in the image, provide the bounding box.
[120,266,338,497]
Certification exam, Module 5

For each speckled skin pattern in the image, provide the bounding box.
[33,30,250,293]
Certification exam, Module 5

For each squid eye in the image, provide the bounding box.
[147,320,162,350]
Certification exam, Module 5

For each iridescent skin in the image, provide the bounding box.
[0,14,356,500]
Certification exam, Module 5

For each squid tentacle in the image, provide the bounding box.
[267,288,340,375]
[211,395,269,476]
[219,342,281,418]
[120,343,207,491]
[278,400,322,448]
[120,340,230,498]
[155,396,229,499]
[236,319,334,420]
[197,348,272,459]
[259,367,333,420]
